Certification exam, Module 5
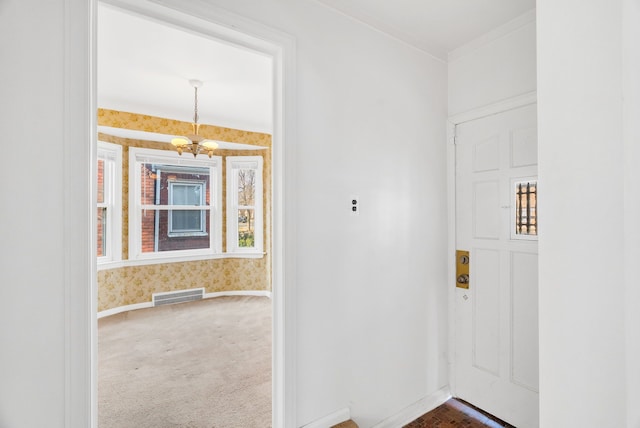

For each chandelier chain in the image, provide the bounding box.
[193,86,199,125]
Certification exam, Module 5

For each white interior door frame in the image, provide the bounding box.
[446,91,537,398]
[84,1,298,427]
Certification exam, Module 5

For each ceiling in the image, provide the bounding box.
[316,0,535,60]
[98,1,535,137]
[98,4,273,135]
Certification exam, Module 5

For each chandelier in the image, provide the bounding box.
[171,79,219,158]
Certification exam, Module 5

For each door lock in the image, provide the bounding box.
[456,250,470,289]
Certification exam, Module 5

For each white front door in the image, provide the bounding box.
[454,103,539,427]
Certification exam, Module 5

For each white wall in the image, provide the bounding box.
[623,0,640,426]
[188,2,449,426]
[0,0,449,427]
[538,1,628,426]
[448,10,536,116]
[0,0,86,427]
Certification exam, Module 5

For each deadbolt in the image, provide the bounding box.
[455,250,470,289]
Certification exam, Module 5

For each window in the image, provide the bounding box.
[512,178,538,240]
[226,156,263,253]
[129,147,222,260]
[97,141,122,264]
[168,181,207,236]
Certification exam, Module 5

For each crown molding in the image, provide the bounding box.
[448,8,536,63]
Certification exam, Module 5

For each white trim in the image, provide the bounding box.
[371,386,451,428]
[300,407,351,428]
[167,180,207,236]
[97,302,153,319]
[128,146,223,260]
[446,120,458,397]
[97,290,272,319]
[449,91,537,126]
[97,141,123,264]
[97,125,269,150]
[65,0,94,427]
[448,9,536,63]
[95,1,297,427]
[97,251,266,271]
[226,156,264,254]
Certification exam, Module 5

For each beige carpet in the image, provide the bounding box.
[98,296,272,428]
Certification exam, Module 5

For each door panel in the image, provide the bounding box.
[511,251,539,392]
[473,181,500,239]
[474,136,500,172]
[455,103,539,428]
[473,248,501,375]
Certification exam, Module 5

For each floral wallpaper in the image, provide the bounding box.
[97,109,272,312]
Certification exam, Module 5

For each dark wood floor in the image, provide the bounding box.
[404,399,515,428]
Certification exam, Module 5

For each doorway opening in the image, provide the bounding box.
[92,1,295,426]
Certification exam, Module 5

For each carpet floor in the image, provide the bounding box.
[98,296,272,428]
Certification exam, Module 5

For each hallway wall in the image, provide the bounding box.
[538,0,628,426]
[0,1,80,426]
[623,1,640,426]
[155,1,450,426]
[0,0,449,427]
[448,10,536,117]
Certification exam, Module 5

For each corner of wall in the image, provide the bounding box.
[447,9,536,63]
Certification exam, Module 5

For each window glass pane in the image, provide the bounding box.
[139,163,210,207]
[171,210,202,232]
[171,183,202,206]
[140,209,210,253]
[515,180,537,236]
[97,143,122,262]
[238,169,255,206]
[97,207,106,257]
[238,208,255,248]
[97,159,105,204]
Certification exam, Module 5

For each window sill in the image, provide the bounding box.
[97,252,266,271]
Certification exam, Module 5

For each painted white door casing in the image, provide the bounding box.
[454,103,539,428]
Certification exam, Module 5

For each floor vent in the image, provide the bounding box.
[152,288,205,307]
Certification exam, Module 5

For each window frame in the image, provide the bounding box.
[129,147,222,261]
[97,141,123,265]
[167,179,208,237]
[510,176,538,241]
[226,156,264,254]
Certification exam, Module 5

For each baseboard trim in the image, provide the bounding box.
[97,302,153,319]
[97,290,272,319]
[301,407,351,428]
[204,290,272,299]
[371,386,451,428]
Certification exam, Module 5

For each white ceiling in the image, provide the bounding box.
[98,1,535,137]
[316,0,536,60]
[97,4,273,134]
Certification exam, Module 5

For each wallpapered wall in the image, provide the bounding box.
[97,109,272,312]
